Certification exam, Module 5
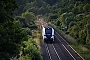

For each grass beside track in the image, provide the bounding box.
[49,23,90,60]
[32,30,41,50]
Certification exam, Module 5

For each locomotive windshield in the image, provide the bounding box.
[45,28,52,34]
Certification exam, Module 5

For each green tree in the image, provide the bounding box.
[21,38,42,60]
[15,16,28,27]
[59,12,76,28]
[43,0,58,5]
[78,4,84,13]
[22,11,37,30]
[86,15,90,47]
[58,8,68,15]
[83,4,90,14]
[72,7,78,15]
[78,30,86,44]
[22,11,35,25]
[68,21,75,28]
[0,0,27,59]
[55,20,61,26]
[68,4,74,10]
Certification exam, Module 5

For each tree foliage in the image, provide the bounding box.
[22,11,35,24]
[41,0,90,47]
[21,38,42,60]
[13,0,90,59]
[22,11,37,30]
[0,0,28,59]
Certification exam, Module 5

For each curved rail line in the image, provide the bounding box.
[45,44,61,60]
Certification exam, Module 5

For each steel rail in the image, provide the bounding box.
[45,44,61,60]
[45,44,52,60]
[55,34,76,60]
[55,31,84,60]
[52,44,61,60]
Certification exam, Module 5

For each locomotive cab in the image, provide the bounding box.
[42,26,54,42]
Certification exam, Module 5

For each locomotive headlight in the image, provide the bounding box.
[52,35,54,36]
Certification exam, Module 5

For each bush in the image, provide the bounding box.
[29,24,38,30]
[65,31,69,34]
[21,38,42,60]
[0,52,10,60]
[20,54,31,60]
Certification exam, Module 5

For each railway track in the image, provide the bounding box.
[45,44,61,60]
[41,32,84,60]
[55,31,84,60]
[38,18,84,60]
[41,31,84,60]
[55,34,76,60]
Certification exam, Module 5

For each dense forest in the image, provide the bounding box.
[0,0,41,60]
[15,0,90,48]
[0,0,90,60]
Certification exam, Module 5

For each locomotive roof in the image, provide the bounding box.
[45,26,52,29]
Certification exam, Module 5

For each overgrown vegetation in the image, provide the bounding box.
[0,0,41,60]
[1,0,90,60]
[17,0,89,59]
[44,0,90,60]
[20,37,42,60]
